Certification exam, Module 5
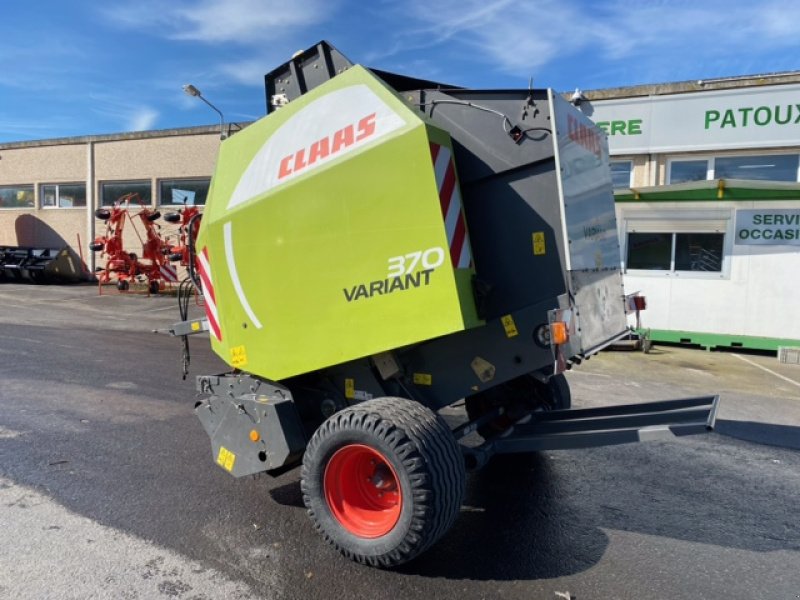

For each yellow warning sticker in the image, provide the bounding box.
[501,314,519,338]
[533,232,546,255]
[191,321,201,332]
[344,378,355,399]
[216,446,236,472]
[413,373,433,386]
[230,345,248,368]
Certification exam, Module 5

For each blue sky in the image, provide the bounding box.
[2,0,800,143]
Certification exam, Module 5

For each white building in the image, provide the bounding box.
[584,73,800,350]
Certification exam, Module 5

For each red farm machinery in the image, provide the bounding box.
[90,193,180,293]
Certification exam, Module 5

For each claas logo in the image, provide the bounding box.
[278,113,377,180]
[567,113,602,158]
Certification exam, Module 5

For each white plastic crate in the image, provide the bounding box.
[778,346,800,365]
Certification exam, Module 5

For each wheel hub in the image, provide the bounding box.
[323,445,402,538]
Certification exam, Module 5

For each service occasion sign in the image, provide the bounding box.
[734,209,800,245]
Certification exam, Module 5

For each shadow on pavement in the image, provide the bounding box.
[269,480,305,509]
[399,453,609,580]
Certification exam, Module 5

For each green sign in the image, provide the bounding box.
[595,119,643,136]
[705,105,800,129]
[734,209,800,245]
[588,83,800,154]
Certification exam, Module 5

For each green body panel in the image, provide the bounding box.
[197,66,479,380]
[644,328,799,352]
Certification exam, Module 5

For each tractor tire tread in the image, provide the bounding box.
[301,397,464,567]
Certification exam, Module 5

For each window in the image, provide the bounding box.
[41,183,87,208]
[668,154,800,184]
[101,181,151,206]
[0,185,35,209]
[674,233,723,272]
[610,161,632,189]
[668,160,708,184]
[627,232,724,273]
[627,233,672,270]
[715,154,798,182]
[159,178,210,206]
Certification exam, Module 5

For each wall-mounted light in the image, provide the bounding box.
[570,88,586,106]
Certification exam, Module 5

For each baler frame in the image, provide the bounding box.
[169,41,720,568]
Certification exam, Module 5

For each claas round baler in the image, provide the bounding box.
[171,42,718,567]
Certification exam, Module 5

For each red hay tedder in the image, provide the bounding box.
[162,204,202,268]
[90,193,178,294]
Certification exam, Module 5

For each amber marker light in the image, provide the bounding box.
[551,322,569,345]
[249,430,260,443]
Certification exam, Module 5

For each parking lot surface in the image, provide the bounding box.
[1,283,798,599]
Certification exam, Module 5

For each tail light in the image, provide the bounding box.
[626,294,647,312]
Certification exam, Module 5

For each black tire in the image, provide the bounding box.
[163,212,181,224]
[146,210,161,222]
[117,280,129,291]
[546,373,571,411]
[89,242,104,252]
[301,397,465,567]
[148,280,160,294]
[465,373,571,439]
[95,208,111,220]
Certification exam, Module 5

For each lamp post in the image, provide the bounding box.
[183,84,227,140]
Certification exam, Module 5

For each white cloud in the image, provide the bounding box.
[103,0,335,44]
[129,107,160,131]
[387,0,800,79]
[387,0,603,73]
[88,94,161,132]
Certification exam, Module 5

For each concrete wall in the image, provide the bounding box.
[0,128,221,276]
[0,143,87,249]
[94,135,219,193]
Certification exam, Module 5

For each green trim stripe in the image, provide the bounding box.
[615,179,800,203]
[642,329,800,352]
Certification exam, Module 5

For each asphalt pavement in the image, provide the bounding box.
[0,282,798,600]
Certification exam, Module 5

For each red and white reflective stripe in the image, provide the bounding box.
[430,142,472,269]
[196,247,222,341]
[159,264,178,282]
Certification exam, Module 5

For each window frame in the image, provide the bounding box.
[666,157,713,184]
[713,153,800,182]
[0,184,35,210]
[41,182,87,209]
[622,210,733,279]
[99,180,153,207]
[157,177,211,207]
[609,159,634,189]
[667,152,800,184]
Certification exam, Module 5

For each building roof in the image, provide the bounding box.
[0,124,241,151]
[582,71,800,101]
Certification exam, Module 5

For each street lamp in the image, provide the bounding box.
[183,84,227,139]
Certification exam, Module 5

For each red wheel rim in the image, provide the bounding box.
[323,444,402,538]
